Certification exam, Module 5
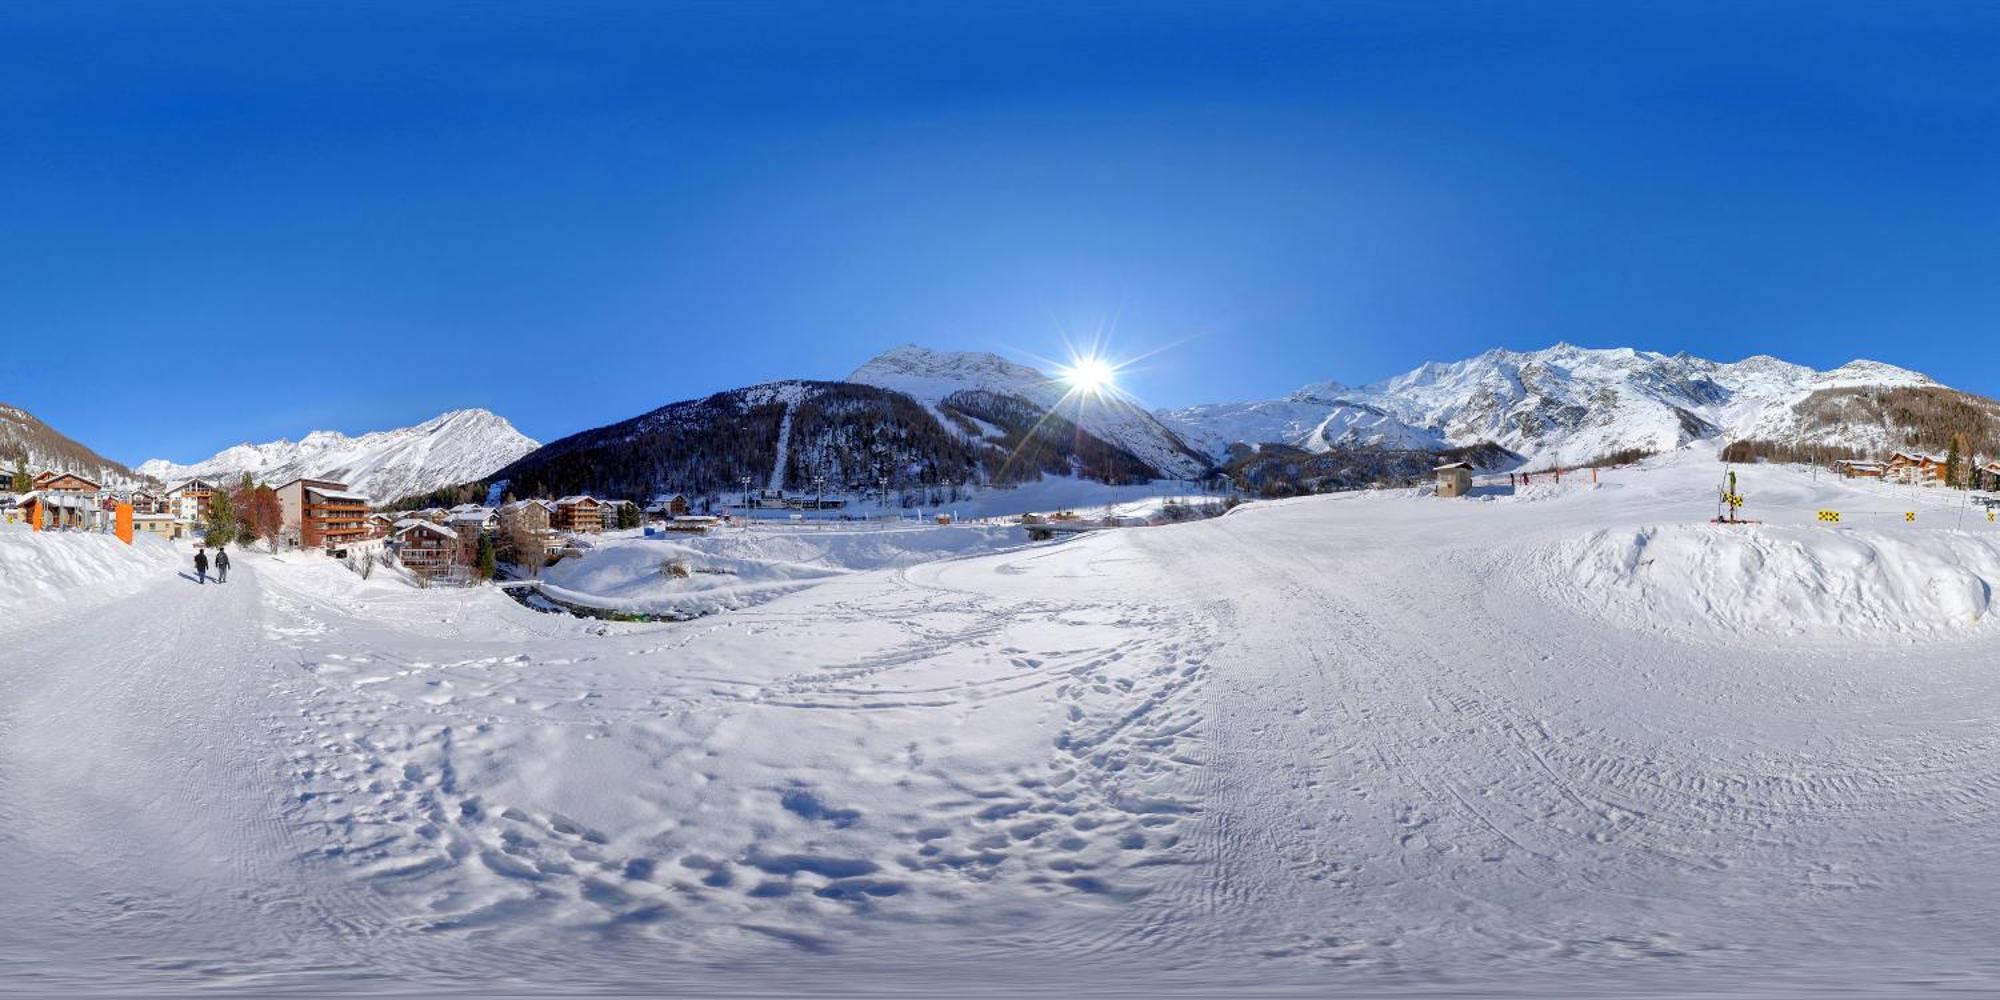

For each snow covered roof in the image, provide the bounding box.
[1434,462,1473,471]
[556,495,600,506]
[306,486,372,503]
[447,509,496,524]
[18,491,92,509]
[164,478,214,495]
[395,520,456,541]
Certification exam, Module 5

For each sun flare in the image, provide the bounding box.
[1063,355,1117,396]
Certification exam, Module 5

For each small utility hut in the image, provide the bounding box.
[1434,462,1473,498]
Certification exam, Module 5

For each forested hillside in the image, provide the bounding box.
[489,380,1194,503]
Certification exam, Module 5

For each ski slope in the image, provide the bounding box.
[4,453,2000,994]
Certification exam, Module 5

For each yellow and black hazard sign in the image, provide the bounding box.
[1989,509,1996,523]
[1906,511,1917,522]
[1817,510,1840,523]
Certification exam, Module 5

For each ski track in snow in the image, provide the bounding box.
[767,400,794,495]
[6,454,2000,994]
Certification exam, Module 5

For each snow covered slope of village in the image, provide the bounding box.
[137,408,538,502]
[0,402,146,486]
[8,453,2000,994]
[850,345,1211,480]
[1160,343,1945,467]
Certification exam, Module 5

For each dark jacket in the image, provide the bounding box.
[194,551,209,572]
[216,551,230,569]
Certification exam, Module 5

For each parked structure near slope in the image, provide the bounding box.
[275,477,374,550]
[1434,462,1473,498]
[1835,459,1887,479]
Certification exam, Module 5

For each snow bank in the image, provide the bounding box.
[0,529,182,631]
[536,522,1027,614]
[1535,523,2000,640]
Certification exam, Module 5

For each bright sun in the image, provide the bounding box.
[1064,356,1117,395]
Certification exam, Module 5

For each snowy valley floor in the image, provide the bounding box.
[6,456,2000,995]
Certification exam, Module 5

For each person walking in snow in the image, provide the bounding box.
[193,547,209,585]
[215,548,230,584]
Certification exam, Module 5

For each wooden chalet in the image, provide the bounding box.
[126,489,170,515]
[497,499,560,562]
[16,470,99,530]
[552,495,604,533]
[1980,461,2000,493]
[393,520,459,579]
[31,471,100,493]
[1884,451,1945,486]
[647,493,691,518]
[15,490,92,530]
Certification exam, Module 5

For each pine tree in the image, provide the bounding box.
[9,458,27,494]
[475,533,497,580]
[204,489,239,547]
[1948,432,1969,489]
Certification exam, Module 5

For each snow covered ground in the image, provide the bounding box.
[727,475,1221,525]
[533,520,1032,615]
[6,452,2000,994]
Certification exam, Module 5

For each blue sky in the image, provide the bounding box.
[5,2,1997,464]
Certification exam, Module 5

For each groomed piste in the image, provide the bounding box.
[4,451,2000,996]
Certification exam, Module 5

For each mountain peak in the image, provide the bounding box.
[138,409,539,503]
[849,345,1208,479]
[1159,345,1971,468]
[849,345,1047,387]
[0,403,141,485]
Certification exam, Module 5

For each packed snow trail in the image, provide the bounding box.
[7,455,2000,994]
[0,561,399,991]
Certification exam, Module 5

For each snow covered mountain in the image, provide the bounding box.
[0,403,145,487]
[850,345,1211,480]
[493,375,1179,502]
[1160,343,1949,467]
[137,408,538,503]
